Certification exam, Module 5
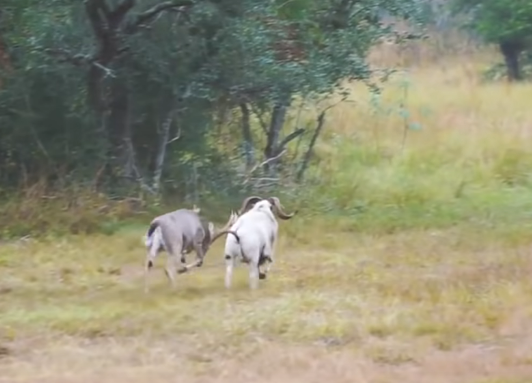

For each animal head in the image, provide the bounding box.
[238,196,297,220]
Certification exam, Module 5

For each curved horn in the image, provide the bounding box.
[238,196,263,215]
[267,197,297,220]
[210,210,239,244]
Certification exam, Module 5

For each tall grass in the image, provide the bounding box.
[294,50,532,234]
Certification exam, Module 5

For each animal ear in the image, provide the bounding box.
[192,204,201,214]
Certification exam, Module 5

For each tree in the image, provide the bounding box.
[0,0,422,199]
[452,0,532,81]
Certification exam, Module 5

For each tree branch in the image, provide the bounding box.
[243,150,287,185]
[278,128,305,152]
[249,104,269,135]
[43,48,91,66]
[107,0,135,30]
[296,111,326,182]
[124,0,194,34]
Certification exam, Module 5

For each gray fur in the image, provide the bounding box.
[144,208,238,292]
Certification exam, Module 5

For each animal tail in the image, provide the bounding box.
[144,220,161,268]
[225,230,247,263]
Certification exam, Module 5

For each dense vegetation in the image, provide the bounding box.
[1,0,532,236]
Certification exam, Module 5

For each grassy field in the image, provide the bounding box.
[3,49,532,382]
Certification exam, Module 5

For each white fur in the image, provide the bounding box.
[224,200,278,290]
[144,227,166,264]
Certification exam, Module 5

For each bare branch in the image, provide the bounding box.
[249,104,269,135]
[296,111,326,182]
[243,150,287,185]
[167,127,182,144]
[278,128,305,151]
[124,1,194,34]
[93,62,116,77]
[43,48,91,66]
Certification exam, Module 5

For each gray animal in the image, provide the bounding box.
[144,207,239,292]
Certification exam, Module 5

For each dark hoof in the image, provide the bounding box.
[147,260,153,269]
[177,267,188,274]
[196,261,203,268]
[259,272,267,280]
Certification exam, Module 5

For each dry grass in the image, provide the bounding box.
[4,46,532,382]
[2,225,532,383]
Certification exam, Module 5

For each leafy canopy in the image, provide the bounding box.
[453,0,532,44]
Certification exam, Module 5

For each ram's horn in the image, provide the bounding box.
[238,196,263,215]
[267,197,297,220]
[210,210,239,244]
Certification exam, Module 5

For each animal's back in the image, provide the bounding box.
[157,209,204,253]
[225,210,273,257]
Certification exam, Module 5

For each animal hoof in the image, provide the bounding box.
[259,272,267,280]
[177,267,188,274]
[196,261,203,268]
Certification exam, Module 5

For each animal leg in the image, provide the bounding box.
[259,241,275,280]
[164,254,179,289]
[258,253,273,280]
[248,258,260,290]
[144,254,153,293]
[178,243,205,273]
[194,242,205,268]
[144,228,163,293]
[225,254,234,289]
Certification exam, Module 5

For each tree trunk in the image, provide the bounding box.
[152,110,174,193]
[107,80,134,178]
[240,103,254,170]
[499,41,523,81]
[264,97,290,172]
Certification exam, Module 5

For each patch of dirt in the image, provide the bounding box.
[2,336,532,383]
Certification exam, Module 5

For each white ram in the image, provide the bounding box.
[223,196,297,289]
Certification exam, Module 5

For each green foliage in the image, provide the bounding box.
[0,0,424,236]
[452,0,532,44]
